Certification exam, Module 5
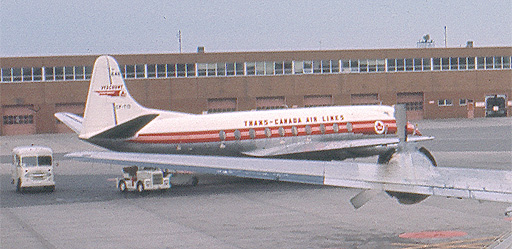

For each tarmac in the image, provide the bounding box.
[1,117,511,248]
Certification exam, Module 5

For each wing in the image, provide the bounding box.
[55,112,83,134]
[65,150,512,206]
[242,136,433,157]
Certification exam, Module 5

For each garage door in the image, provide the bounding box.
[55,103,84,133]
[207,98,237,113]
[397,92,424,120]
[304,95,332,107]
[2,105,36,135]
[351,93,380,105]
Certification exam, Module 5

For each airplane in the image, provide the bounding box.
[55,55,434,163]
[57,55,512,209]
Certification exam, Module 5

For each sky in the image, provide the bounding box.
[1,0,511,57]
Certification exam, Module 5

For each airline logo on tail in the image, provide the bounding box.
[95,85,127,97]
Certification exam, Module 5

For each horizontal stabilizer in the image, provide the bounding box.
[54,112,83,134]
[90,114,159,140]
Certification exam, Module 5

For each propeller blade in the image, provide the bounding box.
[350,189,381,209]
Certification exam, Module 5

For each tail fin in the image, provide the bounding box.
[76,55,174,140]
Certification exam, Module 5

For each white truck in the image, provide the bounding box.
[117,166,171,193]
[11,145,55,192]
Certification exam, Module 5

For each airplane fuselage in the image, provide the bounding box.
[86,105,411,160]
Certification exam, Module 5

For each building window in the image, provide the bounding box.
[441,58,449,70]
[226,63,235,76]
[284,61,292,74]
[246,62,255,75]
[376,59,385,72]
[459,99,467,106]
[405,58,413,71]
[494,56,503,69]
[217,63,226,76]
[33,67,43,81]
[458,57,467,70]
[477,57,485,69]
[467,57,475,70]
[3,115,34,125]
[313,60,321,73]
[167,64,176,77]
[438,99,453,106]
[387,59,396,72]
[235,62,244,75]
[147,64,156,78]
[197,63,206,76]
[422,58,431,71]
[396,59,404,71]
[359,59,368,72]
[44,67,54,81]
[503,56,511,69]
[186,63,195,77]
[135,64,145,78]
[303,61,313,74]
[274,61,284,74]
[321,60,331,73]
[331,60,340,73]
[22,68,32,81]
[176,64,186,77]
[433,58,441,70]
[294,61,303,74]
[207,63,216,76]
[85,66,93,79]
[255,62,265,75]
[485,57,493,69]
[157,64,166,77]
[450,57,458,70]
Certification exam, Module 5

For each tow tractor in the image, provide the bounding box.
[116,166,171,193]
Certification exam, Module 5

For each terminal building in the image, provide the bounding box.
[1,46,511,135]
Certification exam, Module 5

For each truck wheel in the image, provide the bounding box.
[191,176,199,186]
[46,186,55,192]
[136,182,144,193]
[16,179,23,193]
[118,180,127,192]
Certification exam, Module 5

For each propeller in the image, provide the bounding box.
[350,104,434,209]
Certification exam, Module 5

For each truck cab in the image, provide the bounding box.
[11,145,55,192]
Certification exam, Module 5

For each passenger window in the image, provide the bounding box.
[320,124,326,134]
[346,122,353,132]
[264,128,272,138]
[291,126,298,136]
[278,127,285,137]
[333,123,339,133]
[305,125,312,135]
[249,129,256,139]
[219,130,226,141]
[234,130,241,140]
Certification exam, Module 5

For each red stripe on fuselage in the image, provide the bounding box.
[130,120,409,144]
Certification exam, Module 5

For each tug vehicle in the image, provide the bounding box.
[116,166,171,193]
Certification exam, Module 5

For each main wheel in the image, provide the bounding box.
[136,182,144,193]
[119,180,127,192]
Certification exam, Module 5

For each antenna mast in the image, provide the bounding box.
[444,26,447,48]
[178,30,182,53]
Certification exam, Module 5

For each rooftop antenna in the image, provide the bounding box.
[177,30,182,53]
[444,26,447,48]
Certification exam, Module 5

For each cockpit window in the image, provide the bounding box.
[21,156,37,167]
[38,156,52,166]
